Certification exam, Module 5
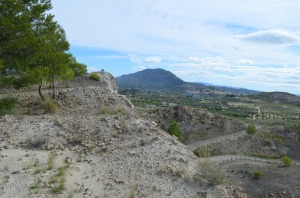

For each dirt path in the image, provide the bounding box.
[187,130,246,151]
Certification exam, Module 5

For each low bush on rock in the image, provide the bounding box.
[89,72,100,81]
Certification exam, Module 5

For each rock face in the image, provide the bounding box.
[0,71,239,198]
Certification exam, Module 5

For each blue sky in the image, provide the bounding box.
[51,0,300,94]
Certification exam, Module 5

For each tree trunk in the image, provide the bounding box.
[52,80,55,99]
[39,78,44,101]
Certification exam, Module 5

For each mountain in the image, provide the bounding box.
[116,68,258,95]
[249,91,300,104]
[116,68,188,91]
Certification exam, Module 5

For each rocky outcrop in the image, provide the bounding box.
[145,105,245,143]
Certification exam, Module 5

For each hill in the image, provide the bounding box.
[117,68,258,95]
[248,91,300,104]
[116,68,187,90]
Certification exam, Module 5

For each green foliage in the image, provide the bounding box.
[90,72,100,81]
[0,0,85,99]
[253,170,262,180]
[41,99,58,113]
[68,54,87,76]
[167,121,182,140]
[282,156,292,167]
[0,96,18,115]
[246,124,257,135]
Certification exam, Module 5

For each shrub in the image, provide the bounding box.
[42,99,58,113]
[69,133,86,145]
[193,146,222,158]
[0,96,18,115]
[167,121,182,140]
[246,124,257,135]
[89,72,100,81]
[253,170,262,180]
[51,178,65,194]
[282,156,292,167]
[196,161,224,186]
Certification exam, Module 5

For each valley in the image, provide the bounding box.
[117,68,300,197]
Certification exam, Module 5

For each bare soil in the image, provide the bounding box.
[222,161,300,198]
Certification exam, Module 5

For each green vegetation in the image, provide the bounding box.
[90,72,100,81]
[30,179,42,194]
[51,178,65,194]
[0,96,18,115]
[253,170,262,180]
[167,121,182,140]
[129,186,136,198]
[69,133,86,145]
[0,0,86,100]
[282,156,292,167]
[47,153,56,170]
[56,166,67,177]
[196,161,224,186]
[246,124,257,135]
[41,99,58,113]
[193,146,222,157]
[49,165,68,194]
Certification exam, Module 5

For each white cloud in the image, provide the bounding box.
[236,29,300,45]
[51,0,300,94]
[133,66,147,72]
[145,57,161,63]
[87,66,98,72]
[236,59,255,65]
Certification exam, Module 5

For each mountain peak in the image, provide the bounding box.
[116,68,185,90]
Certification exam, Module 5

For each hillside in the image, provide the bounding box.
[249,91,300,104]
[0,71,245,198]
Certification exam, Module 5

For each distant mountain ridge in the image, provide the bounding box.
[116,68,259,95]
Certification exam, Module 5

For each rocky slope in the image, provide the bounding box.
[0,72,246,198]
[140,105,245,144]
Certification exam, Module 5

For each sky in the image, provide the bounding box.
[51,0,300,94]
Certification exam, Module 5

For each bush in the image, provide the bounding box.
[89,72,100,81]
[246,124,257,135]
[42,99,58,113]
[167,121,182,140]
[0,96,18,115]
[253,170,262,180]
[195,160,224,186]
[193,146,222,158]
[282,156,292,167]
